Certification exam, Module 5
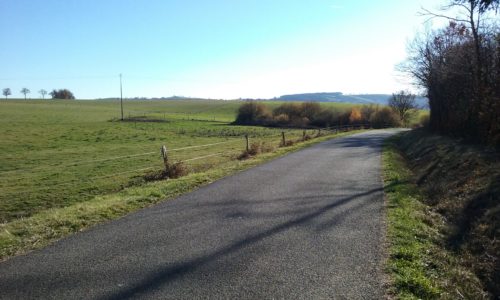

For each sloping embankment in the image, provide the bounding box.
[396,129,499,296]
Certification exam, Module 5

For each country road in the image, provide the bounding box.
[0,129,400,299]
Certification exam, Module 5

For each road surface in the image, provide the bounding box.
[0,129,399,299]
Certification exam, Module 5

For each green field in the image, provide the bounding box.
[0,99,315,222]
[0,99,360,259]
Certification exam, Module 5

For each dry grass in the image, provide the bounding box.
[279,140,295,147]
[238,141,277,160]
[144,162,188,181]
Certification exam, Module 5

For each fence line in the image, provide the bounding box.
[3,125,373,192]
[0,140,243,176]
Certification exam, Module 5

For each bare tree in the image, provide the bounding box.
[39,89,48,99]
[388,91,418,126]
[20,88,30,100]
[2,88,11,99]
[404,0,499,144]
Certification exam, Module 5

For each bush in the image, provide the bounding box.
[272,103,303,122]
[50,89,75,100]
[370,107,401,128]
[300,102,322,121]
[349,107,363,124]
[234,101,271,125]
[361,104,379,123]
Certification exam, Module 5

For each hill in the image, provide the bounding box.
[278,92,428,108]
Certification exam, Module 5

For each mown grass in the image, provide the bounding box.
[0,99,362,260]
[383,133,490,299]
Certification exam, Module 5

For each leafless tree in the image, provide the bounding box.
[403,0,499,145]
[20,88,30,100]
[39,89,48,99]
[2,88,11,99]
[389,91,418,126]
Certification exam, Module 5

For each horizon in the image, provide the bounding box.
[1,0,445,99]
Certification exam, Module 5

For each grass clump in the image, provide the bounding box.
[144,162,188,181]
[238,140,282,160]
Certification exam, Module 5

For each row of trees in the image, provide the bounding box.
[234,92,417,129]
[403,0,499,145]
[2,88,75,100]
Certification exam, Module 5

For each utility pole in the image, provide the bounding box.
[120,73,124,121]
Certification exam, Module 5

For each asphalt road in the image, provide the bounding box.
[0,129,399,299]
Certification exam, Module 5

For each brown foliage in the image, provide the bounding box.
[234,101,271,125]
[370,107,401,128]
[349,107,363,124]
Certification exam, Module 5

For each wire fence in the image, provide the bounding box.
[1,124,372,195]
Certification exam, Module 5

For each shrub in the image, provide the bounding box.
[361,104,379,123]
[50,89,75,100]
[310,109,336,127]
[274,113,289,125]
[300,102,322,121]
[349,107,363,124]
[370,107,401,128]
[234,101,271,125]
[272,103,302,118]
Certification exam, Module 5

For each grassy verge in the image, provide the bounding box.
[383,135,442,298]
[383,133,490,299]
[0,129,363,261]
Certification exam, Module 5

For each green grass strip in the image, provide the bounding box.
[383,135,442,299]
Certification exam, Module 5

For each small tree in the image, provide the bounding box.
[20,88,30,100]
[50,89,75,100]
[2,88,11,99]
[388,90,418,126]
[39,89,48,99]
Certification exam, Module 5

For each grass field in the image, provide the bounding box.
[0,99,359,259]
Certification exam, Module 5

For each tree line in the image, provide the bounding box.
[234,91,419,129]
[403,0,499,146]
[2,88,75,100]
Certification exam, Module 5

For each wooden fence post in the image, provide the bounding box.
[281,131,286,146]
[245,134,249,152]
[161,145,168,171]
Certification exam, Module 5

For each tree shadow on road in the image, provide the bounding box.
[101,183,401,300]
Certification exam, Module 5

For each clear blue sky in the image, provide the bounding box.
[1,0,444,99]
